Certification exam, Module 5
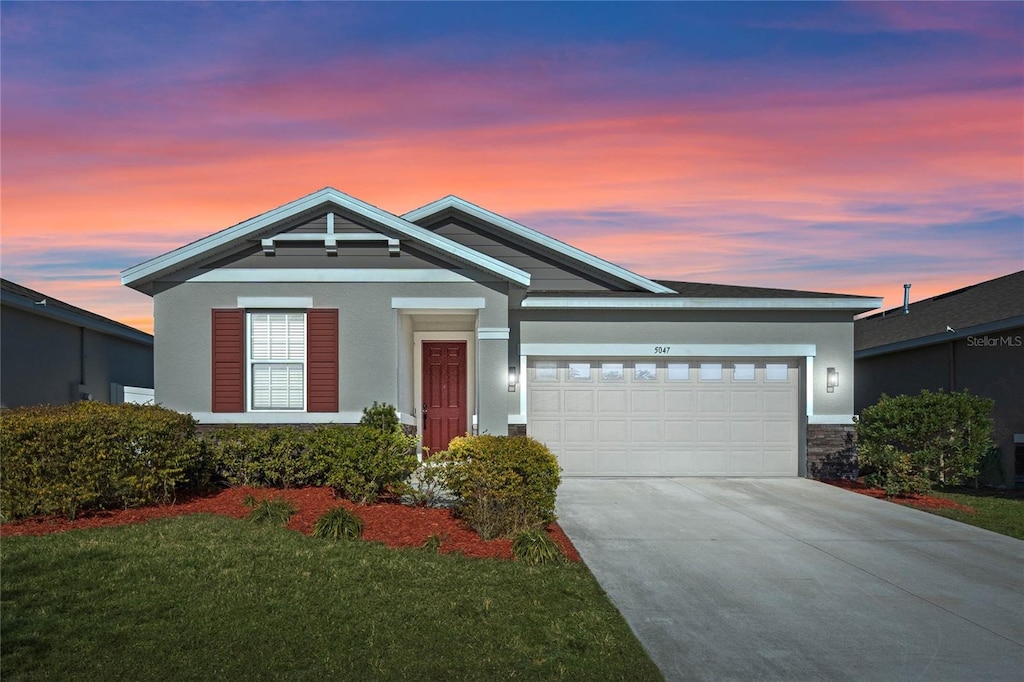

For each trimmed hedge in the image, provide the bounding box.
[2,402,420,520]
[433,435,561,540]
[206,426,324,488]
[206,421,417,504]
[309,425,418,504]
[856,389,994,496]
[0,402,204,521]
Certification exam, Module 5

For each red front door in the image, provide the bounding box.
[422,341,467,455]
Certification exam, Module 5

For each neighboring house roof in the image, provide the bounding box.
[121,187,533,293]
[403,195,675,294]
[1,279,153,345]
[855,271,1024,357]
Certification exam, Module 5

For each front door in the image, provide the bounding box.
[422,341,467,455]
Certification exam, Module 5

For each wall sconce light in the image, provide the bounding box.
[508,367,518,392]
[826,367,839,393]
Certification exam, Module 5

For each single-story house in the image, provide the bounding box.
[855,271,1024,487]
[121,187,880,477]
[1,278,154,408]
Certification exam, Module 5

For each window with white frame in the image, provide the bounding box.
[249,311,305,410]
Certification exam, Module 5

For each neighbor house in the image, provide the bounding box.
[1,278,154,408]
[121,188,880,477]
[855,272,1024,486]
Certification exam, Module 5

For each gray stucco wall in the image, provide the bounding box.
[152,280,509,429]
[856,326,1024,486]
[1,305,153,408]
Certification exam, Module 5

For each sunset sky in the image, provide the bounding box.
[2,1,1022,334]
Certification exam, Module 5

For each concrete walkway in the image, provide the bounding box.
[557,478,1024,681]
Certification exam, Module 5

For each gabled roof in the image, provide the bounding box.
[402,195,676,294]
[1,279,153,345]
[121,188,532,293]
[855,271,1024,356]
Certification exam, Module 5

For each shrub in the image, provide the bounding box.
[512,530,566,565]
[206,426,323,488]
[433,435,561,540]
[309,425,418,504]
[0,402,203,521]
[857,389,994,496]
[359,401,401,433]
[312,507,363,540]
[247,497,297,525]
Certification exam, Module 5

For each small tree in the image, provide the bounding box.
[856,389,994,495]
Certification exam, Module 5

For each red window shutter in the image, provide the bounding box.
[307,309,339,412]
[211,309,245,412]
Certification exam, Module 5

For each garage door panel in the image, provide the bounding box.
[697,391,728,414]
[564,419,595,443]
[660,448,697,475]
[730,420,762,445]
[564,390,594,412]
[631,390,662,413]
[729,391,760,414]
[730,449,763,475]
[598,390,628,413]
[665,419,696,443]
[528,358,798,477]
[560,449,596,474]
[531,389,561,413]
[530,419,562,444]
[764,420,795,445]
[632,449,662,475]
[698,420,727,443]
[598,419,628,442]
[595,449,631,476]
[664,389,695,412]
[631,420,662,443]
[698,449,730,476]
[764,390,796,414]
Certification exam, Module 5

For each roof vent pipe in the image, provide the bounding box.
[903,283,911,314]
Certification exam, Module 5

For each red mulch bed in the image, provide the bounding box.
[0,487,582,562]
[823,479,975,513]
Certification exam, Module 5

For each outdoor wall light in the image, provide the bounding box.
[826,367,839,393]
[508,367,518,392]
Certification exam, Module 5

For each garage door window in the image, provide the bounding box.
[766,363,789,381]
[635,363,657,381]
[535,361,558,381]
[700,363,723,381]
[601,363,624,380]
[667,363,690,381]
[569,362,591,380]
[733,363,756,381]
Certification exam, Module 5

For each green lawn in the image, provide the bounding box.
[917,488,1024,541]
[1,515,662,681]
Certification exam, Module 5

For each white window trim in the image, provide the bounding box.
[246,310,307,412]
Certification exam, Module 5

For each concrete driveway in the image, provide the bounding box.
[557,478,1024,681]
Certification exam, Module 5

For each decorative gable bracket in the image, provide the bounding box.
[260,212,400,257]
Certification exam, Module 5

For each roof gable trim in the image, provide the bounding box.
[403,196,675,294]
[121,188,530,290]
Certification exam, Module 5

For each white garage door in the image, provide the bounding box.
[527,359,799,476]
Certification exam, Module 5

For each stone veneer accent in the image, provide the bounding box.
[806,424,858,480]
[507,424,527,437]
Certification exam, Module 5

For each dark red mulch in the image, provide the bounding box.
[0,487,582,562]
[823,479,975,513]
